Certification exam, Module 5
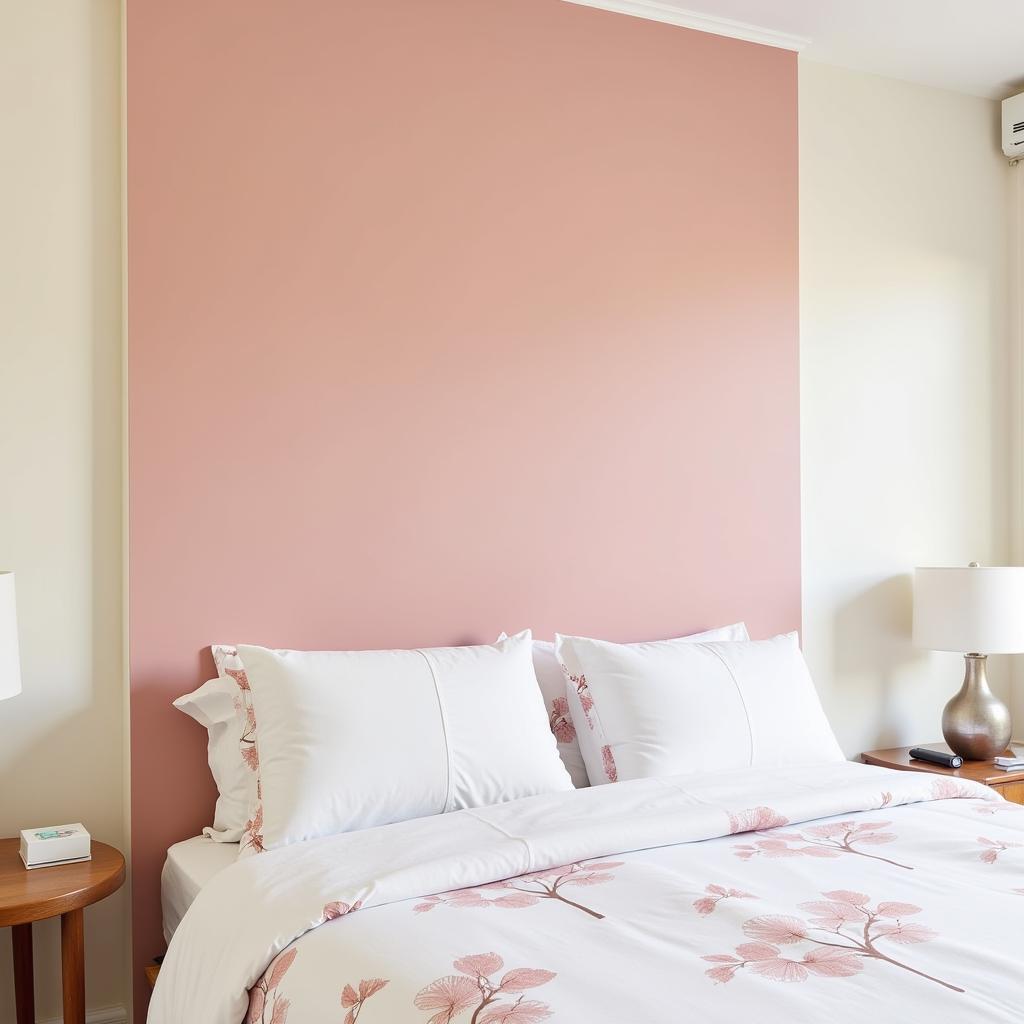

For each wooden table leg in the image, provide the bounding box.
[12,922,34,1024]
[61,908,85,1024]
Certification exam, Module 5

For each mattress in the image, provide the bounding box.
[161,836,238,943]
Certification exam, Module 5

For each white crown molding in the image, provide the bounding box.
[39,1005,127,1024]
[561,0,810,52]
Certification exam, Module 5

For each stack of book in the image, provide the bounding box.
[994,753,1024,772]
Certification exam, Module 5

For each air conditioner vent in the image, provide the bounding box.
[1002,93,1024,158]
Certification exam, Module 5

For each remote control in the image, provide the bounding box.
[909,747,964,769]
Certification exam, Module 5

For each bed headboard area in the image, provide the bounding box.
[127,0,799,1008]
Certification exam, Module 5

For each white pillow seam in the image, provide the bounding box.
[701,644,756,766]
[416,649,454,813]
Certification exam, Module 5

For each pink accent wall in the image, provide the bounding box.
[128,0,798,1011]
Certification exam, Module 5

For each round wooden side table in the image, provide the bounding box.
[0,838,126,1024]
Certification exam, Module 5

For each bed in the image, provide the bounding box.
[150,760,1024,1023]
[160,837,238,944]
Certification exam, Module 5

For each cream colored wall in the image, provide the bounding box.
[0,2,127,1021]
[800,60,1013,758]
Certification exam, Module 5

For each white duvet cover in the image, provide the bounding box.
[150,762,1024,1024]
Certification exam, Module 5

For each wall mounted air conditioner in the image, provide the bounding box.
[1002,91,1024,159]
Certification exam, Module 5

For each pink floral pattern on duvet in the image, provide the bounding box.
[976,836,1023,864]
[247,948,297,1024]
[734,820,913,870]
[727,806,789,834]
[702,890,962,992]
[692,883,757,917]
[414,953,556,1024]
[341,978,388,1023]
[414,860,624,921]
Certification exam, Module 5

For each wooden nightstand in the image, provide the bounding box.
[862,744,1024,805]
[0,838,126,1024]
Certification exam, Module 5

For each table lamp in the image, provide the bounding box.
[1,571,22,702]
[913,563,1024,759]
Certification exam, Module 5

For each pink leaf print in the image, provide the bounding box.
[879,791,893,807]
[734,819,912,870]
[801,948,863,978]
[600,745,618,783]
[479,1000,553,1024]
[750,956,809,982]
[742,916,808,945]
[340,977,388,1021]
[446,891,491,908]
[247,987,265,1024]
[455,953,505,978]
[226,666,250,691]
[321,899,363,923]
[873,922,936,944]
[564,671,594,724]
[493,893,542,909]
[702,891,963,993]
[243,804,264,855]
[705,964,742,984]
[735,942,780,962]
[247,947,298,1024]
[804,821,851,839]
[414,975,480,1024]
[561,872,614,887]
[359,979,388,1000]
[417,954,555,1024]
[418,859,618,920]
[875,901,922,918]
[930,778,977,801]
[854,831,898,845]
[268,949,297,991]
[799,900,865,929]
[499,969,557,992]
[692,883,757,916]
[976,836,1022,864]
[821,890,870,906]
[727,807,790,835]
[548,697,575,744]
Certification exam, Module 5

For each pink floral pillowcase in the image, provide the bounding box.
[209,644,262,846]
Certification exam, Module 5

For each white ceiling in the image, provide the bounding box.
[568,1,1024,100]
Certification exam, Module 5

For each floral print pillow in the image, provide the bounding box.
[210,644,261,847]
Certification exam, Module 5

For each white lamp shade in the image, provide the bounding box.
[913,566,1024,654]
[0,572,22,700]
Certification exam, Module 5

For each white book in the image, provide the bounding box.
[19,823,91,869]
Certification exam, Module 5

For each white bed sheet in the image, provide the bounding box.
[161,836,238,943]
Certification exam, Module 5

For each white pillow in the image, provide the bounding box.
[556,629,842,784]
[525,627,748,790]
[172,669,254,843]
[238,631,572,854]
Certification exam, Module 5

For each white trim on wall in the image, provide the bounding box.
[561,0,809,51]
